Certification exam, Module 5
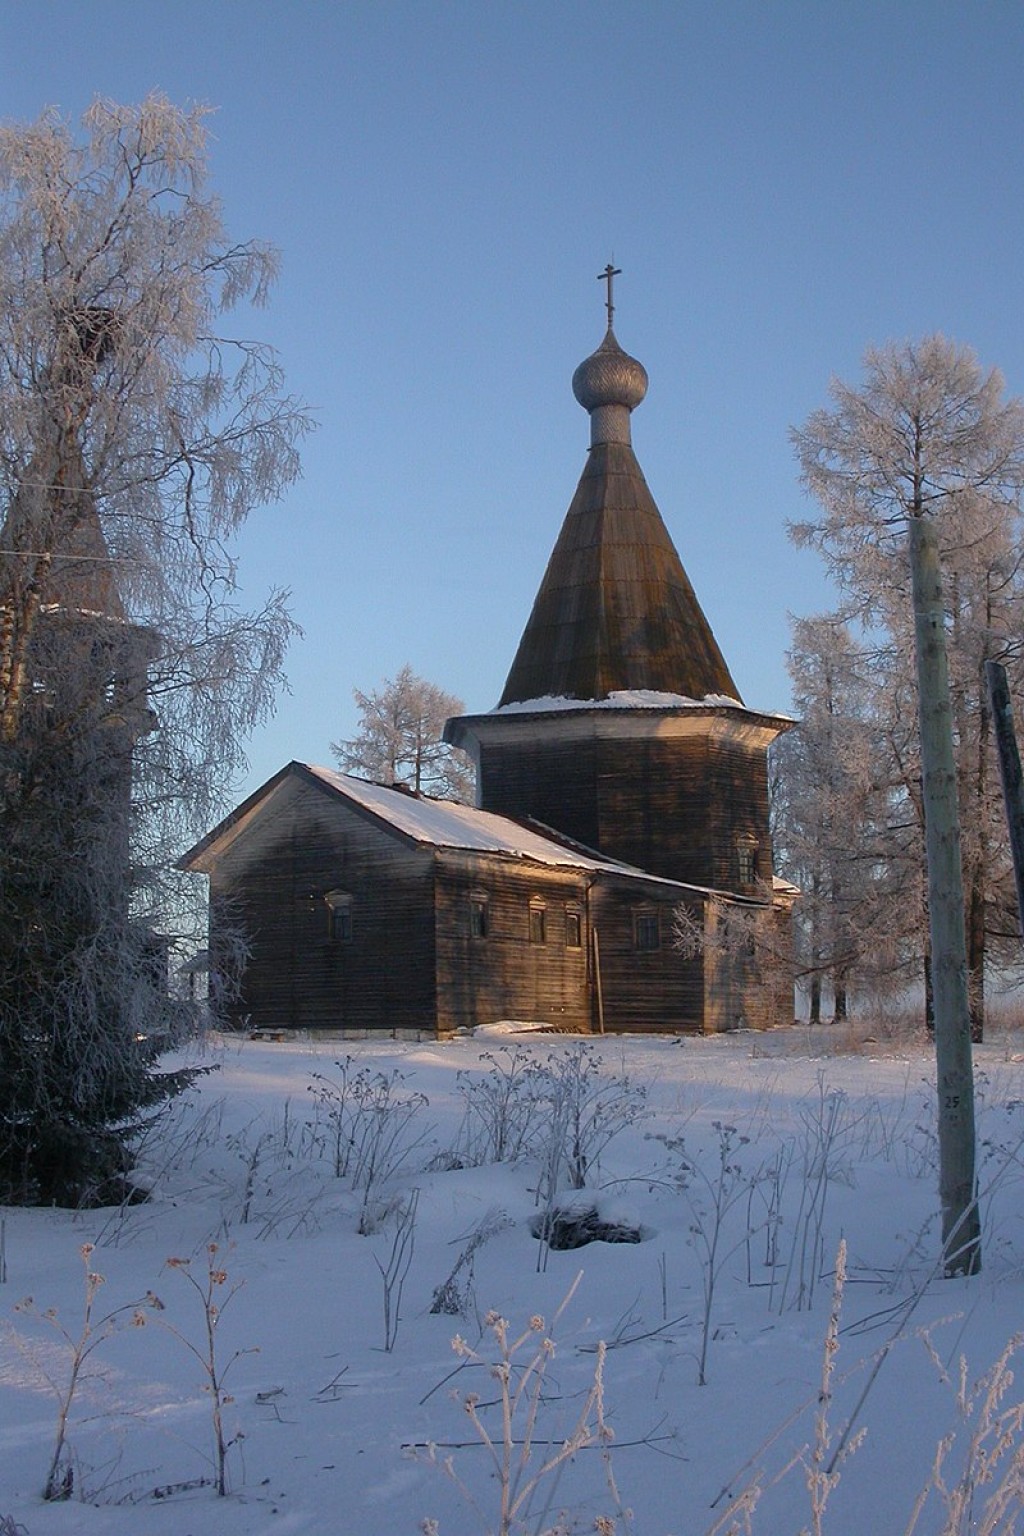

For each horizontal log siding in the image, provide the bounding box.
[701,735,774,893]
[433,855,591,1034]
[478,738,602,853]
[480,733,772,893]
[591,883,704,1033]
[702,899,793,1033]
[208,782,436,1034]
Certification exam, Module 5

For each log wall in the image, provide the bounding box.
[208,779,436,1034]
[590,881,704,1033]
[479,731,772,893]
[434,854,591,1034]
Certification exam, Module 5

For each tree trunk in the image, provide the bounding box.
[966,875,985,1044]
[908,515,980,1275]
[965,657,992,1043]
[987,659,1024,947]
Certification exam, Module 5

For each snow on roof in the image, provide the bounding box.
[491,690,745,714]
[303,768,788,904]
[305,765,630,872]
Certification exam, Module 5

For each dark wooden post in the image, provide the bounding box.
[592,927,605,1034]
[985,660,1024,943]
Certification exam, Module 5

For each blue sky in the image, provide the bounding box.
[3,2,1024,802]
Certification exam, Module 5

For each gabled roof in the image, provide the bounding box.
[180,761,774,904]
[180,761,640,876]
[303,766,631,868]
[498,328,740,708]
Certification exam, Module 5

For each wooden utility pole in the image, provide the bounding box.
[909,515,980,1276]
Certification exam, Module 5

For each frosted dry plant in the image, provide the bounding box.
[704,1240,865,1536]
[421,1274,632,1535]
[161,1244,256,1496]
[792,1239,865,1536]
[12,1242,161,1502]
[307,1058,432,1232]
[455,1048,546,1166]
[904,1329,1024,1536]
[216,1108,327,1241]
[773,1076,855,1314]
[430,1208,513,1320]
[375,1188,419,1352]
[540,1045,647,1191]
[660,1121,756,1386]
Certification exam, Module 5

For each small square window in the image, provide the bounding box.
[565,908,582,949]
[470,896,489,939]
[634,912,660,952]
[529,903,547,944]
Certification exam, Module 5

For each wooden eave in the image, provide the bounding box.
[498,440,740,707]
[433,847,595,888]
[447,701,793,755]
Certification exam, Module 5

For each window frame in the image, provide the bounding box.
[633,909,661,952]
[324,888,354,944]
[469,894,489,939]
[736,839,759,887]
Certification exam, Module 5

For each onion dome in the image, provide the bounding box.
[572,329,648,411]
[571,329,648,446]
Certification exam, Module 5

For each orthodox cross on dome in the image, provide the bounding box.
[598,263,621,328]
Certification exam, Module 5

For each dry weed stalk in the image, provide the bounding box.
[375,1188,419,1351]
[162,1243,256,1495]
[13,1242,160,1501]
[423,1272,631,1534]
[794,1239,865,1536]
[904,1330,1024,1536]
[704,1239,864,1536]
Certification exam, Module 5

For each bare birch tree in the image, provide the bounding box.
[332,664,475,802]
[0,96,310,1203]
[771,616,902,1020]
[792,335,1024,1274]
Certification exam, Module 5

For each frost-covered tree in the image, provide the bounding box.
[0,96,310,1204]
[332,664,475,802]
[772,617,899,1021]
[792,342,1024,1038]
[792,336,1024,1274]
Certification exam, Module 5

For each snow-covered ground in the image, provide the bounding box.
[3,1022,1024,1535]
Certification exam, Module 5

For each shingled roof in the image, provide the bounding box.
[498,326,740,708]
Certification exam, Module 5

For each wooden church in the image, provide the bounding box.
[182,280,795,1037]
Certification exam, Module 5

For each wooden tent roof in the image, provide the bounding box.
[498,328,740,708]
[46,497,126,622]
